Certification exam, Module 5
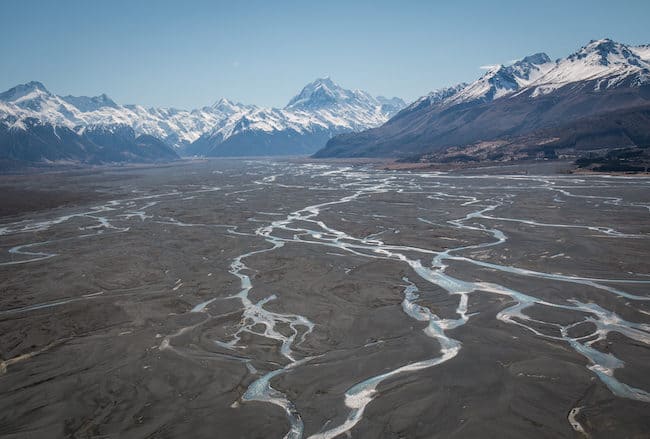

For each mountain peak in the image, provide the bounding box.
[213,97,233,106]
[569,38,642,67]
[61,93,118,112]
[311,76,335,87]
[504,52,554,83]
[0,81,51,102]
[518,52,552,66]
[210,97,251,115]
[25,80,48,91]
[420,84,468,105]
[285,77,349,110]
[441,51,555,106]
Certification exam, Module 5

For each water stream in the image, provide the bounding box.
[1,163,648,437]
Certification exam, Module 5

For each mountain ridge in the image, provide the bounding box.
[0,78,405,163]
[315,38,650,161]
[185,78,405,157]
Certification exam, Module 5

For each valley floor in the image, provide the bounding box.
[0,160,649,438]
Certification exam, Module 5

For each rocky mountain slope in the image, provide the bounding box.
[315,39,650,162]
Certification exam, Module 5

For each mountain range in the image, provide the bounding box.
[3,38,649,169]
[186,78,405,156]
[0,78,405,166]
[315,39,650,165]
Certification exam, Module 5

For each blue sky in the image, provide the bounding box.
[1,0,649,108]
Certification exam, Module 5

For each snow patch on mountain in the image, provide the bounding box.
[631,45,650,62]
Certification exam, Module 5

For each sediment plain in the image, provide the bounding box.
[0,159,649,438]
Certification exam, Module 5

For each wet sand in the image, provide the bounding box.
[0,160,649,438]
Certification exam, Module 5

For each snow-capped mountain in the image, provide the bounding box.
[61,93,119,112]
[0,82,250,148]
[316,38,650,159]
[523,39,650,96]
[0,78,403,162]
[186,78,405,156]
[402,83,468,114]
[443,53,554,105]
[395,39,649,116]
[393,53,554,117]
[0,116,179,165]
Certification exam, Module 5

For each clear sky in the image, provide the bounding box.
[1,0,649,109]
